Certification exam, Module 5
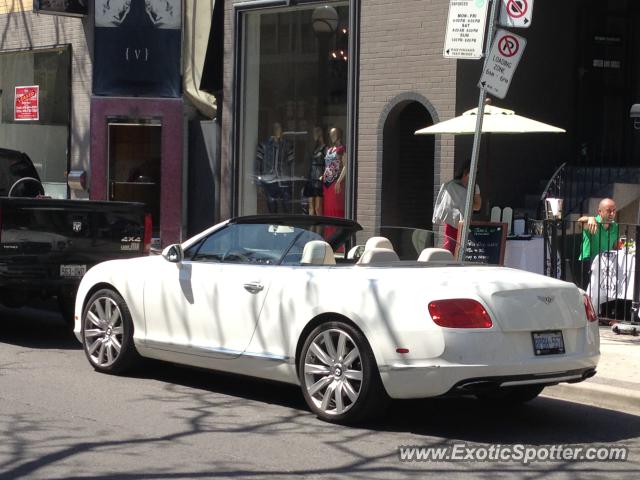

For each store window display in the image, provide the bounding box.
[238,2,350,216]
[322,127,346,219]
[255,122,295,213]
[303,126,327,216]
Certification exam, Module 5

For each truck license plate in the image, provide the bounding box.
[532,330,565,356]
[60,264,87,278]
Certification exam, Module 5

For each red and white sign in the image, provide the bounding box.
[14,85,40,121]
[499,0,534,28]
[478,29,527,99]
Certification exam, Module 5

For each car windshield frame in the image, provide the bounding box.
[185,215,362,265]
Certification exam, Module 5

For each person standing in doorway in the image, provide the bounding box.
[432,159,482,254]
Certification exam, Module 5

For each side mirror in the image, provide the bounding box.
[162,244,184,263]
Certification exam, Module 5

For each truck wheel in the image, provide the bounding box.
[81,288,139,374]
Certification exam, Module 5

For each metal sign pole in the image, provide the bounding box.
[459,0,500,261]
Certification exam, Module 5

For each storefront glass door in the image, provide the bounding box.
[108,122,161,235]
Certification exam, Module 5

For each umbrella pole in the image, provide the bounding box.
[459,0,500,262]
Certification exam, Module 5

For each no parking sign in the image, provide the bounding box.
[478,29,527,99]
[500,0,534,28]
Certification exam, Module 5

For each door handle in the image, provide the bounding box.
[243,282,264,294]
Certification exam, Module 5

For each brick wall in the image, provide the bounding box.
[0,10,92,183]
[0,0,31,15]
[358,0,456,234]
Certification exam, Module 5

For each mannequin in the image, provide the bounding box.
[322,127,347,220]
[255,122,295,213]
[303,126,326,216]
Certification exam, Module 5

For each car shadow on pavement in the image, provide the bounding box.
[125,359,640,444]
[129,359,309,412]
[0,303,80,350]
[375,395,640,444]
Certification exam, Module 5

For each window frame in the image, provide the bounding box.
[231,0,360,218]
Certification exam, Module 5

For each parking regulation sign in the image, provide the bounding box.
[499,0,534,28]
[478,29,527,99]
[443,0,490,59]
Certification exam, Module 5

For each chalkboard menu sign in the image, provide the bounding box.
[455,222,507,265]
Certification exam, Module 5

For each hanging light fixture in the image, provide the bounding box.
[312,5,339,34]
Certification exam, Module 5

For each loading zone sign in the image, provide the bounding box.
[478,30,527,99]
[499,0,534,28]
[443,0,490,59]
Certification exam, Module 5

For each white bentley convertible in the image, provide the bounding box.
[74,215,599,423]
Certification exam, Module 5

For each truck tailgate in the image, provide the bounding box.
[0,198,148,285]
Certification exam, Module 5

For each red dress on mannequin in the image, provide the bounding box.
[322,144,345,219]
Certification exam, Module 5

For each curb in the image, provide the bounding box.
[542,380,640,415]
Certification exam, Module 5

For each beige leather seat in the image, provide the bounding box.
[300,240,336,265]
[347,245,365,260]
[364,236,394,251]
[418,247,454,263]
[358,247,400,264]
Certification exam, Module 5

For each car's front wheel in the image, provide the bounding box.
[298,321,389,424]
[82,288,139,374]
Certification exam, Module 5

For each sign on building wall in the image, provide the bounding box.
[34,0,88,16]
[14,86,40,121]
[93,0,182,97]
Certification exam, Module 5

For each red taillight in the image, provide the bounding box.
[143,213,152,255]
[428,299,493,329]
[583,294,598,322]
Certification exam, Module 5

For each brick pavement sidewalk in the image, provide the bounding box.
[543,325,640,415]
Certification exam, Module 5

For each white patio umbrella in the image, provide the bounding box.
[415,105,565,135]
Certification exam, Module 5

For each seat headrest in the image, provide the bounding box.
[418,247,454,263]
[347,245,365,260]
[365,236,394,251]
[358,247,400,264]
[300,240,336,265]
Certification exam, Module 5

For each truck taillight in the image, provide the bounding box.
[583,294,598,322]
[143,213,152,255]
[428,299,493,329]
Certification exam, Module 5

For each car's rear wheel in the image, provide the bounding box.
[298,321,389,424]
[82,288,139,374]
[476,384,545,404]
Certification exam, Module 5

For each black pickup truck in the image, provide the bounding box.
[0,147,151,326]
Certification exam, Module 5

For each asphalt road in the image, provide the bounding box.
[1,304,639,480]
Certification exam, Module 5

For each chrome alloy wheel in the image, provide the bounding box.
[83,295,124,368]
[303,328,363,416]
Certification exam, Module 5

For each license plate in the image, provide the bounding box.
[532,330,565,356]
[60,264,87,278]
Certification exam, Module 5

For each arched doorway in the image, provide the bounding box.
[381,101,435,229]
